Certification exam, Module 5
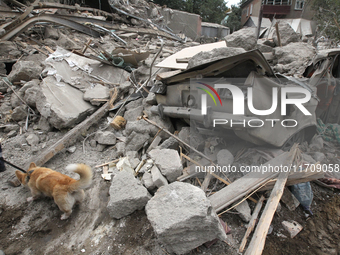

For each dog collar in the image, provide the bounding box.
[26,170,34,183]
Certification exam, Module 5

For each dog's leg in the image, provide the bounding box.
[27,187,42,202]
[54,191,75,220]
[73,190,85,205]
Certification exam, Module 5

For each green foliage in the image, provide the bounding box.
[152,0,228,24]
[312,0,340,42]
[222,4,242,33]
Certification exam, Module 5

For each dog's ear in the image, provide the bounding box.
[15,170,26,185]
[29,162,36,170]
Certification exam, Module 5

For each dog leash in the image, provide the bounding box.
[0,144,27,173]
[0,157,27,173]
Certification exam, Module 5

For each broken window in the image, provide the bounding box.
[295,0,305,10]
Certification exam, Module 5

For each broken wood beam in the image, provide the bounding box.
[244,145,299,255]
[275,22,282,47]
[239,196,265,253]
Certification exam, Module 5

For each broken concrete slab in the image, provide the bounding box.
[151,165,168,188]
[7,61,43,83]
[178,127,204,150]
[116,157,135,175]
[145,92,157,105]
[125,131,150,152]
[146,136,162,153]
[107,170,151,219]
[145,182,227,254]
[123,105,143,122]
[95,130,116,145]
[187,47,246,69]
[224,27,257,51]
[282,220,303,238]
[142,171,156,190]
[159,136,179,150]
[309,135,323,150]
[273,21,300,47]
[44,26,59,40]
[273,42,315,65]
[281,187,300,211]
[148,149,183,182]
[26,133,40,146]
[83,84,110,104]
[11,105,27,121]
[36,76,96,130]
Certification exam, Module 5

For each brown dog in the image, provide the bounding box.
[15,163,93,220]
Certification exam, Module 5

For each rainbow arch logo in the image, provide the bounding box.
[197,82,223,106]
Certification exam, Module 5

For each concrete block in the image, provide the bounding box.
[123,105,143,121]
[148,149,183,182]
[159,136,179,150]
[142,172,156,190]
[44,26,59,40]
[282,220,303,238]
[95,130,116,145]
[26,134,40,146]
[107,170,151,219]
[145,182,227,254]
[7,61,43,83]
[217,149,234,167]
[125,131,149,152]
[151,165,168,188]
[83,84,110,103]
[234,200,251,222]
[146,136,162,153]
[224,27,257,51]
[281,187,300,211]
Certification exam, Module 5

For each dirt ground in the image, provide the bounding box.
[0,122,340,255]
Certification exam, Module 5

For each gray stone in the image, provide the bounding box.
[83,84,110,103]
[125,98,143,111]
[95,130,116,145]
[115,142,126,156]
[273,21,300,46]
[37,117,53,132]
[282,220,303,238]
[145,92,157,105]
[67,146,77,153]
[11,105,27,121]
[151,165,168,188]
[309,135,323,150]
[178,127,204,150]
[273,42,315,65]
[129,158,140,169]
[19,79,40,93]
[233,200,251,222]
[224,27,257,51]
[159,136,179,150]
[44,26,59,40]
[148,149,183,182]
[142,172,156,190]
[7,61,43,83]
[217,149,234,167]
[0,41,20,58]
[26,134,40,146]
[7,130,17,138]
[145,182,227,254]
[57,32,79,49]
[256,41,273,53]
[126,151,138,159]
[302,153,316,164]
[146,136,162,153]
[187,47,246,69]
[125,120,159,137]
[119,81,133,94]
[36,77,95,130]
[107,170,151,219]
[24,86,40,108]
[10,91,24,108]
[125,131,150,152]
[124,105,143,122]
[310,152,325,162]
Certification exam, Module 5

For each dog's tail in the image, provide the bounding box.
[66,164,93,191]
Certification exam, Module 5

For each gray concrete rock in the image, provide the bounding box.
[57,32,79,49]
[44,26,59,40]
[125,131,150,152]
[159,136,179,150]
[95,130,116,145]
[115,142,126,156]
[26,133,40,146]
[7,61,43,83]
[37,117,53,132]
[0,41,20,58]
[124,105,143,122]
[107,170,151,219]
[273,21,300,46]
[36,77,95,130]
[145,182,227,254]
[24,86,40,108]
[126,150,138,159]
[148,149,183,182]
[187,47,246,69]
[224,27,257,51]
[125,98,143,111]
[233,200,251,222]
[151,165,168,188]
[273,42,315,65]
[83,84,110,103]
[129,158,140,169]
[10,91,24,108]
[142,172,156,190]
[217,149,234,167]
[145,92,157,105]
[11,105,27,121]
[178,127,204,150]
[256,41,273,53]
[125,120,159,137]
[310,152,325,162]
[119,81,134,94]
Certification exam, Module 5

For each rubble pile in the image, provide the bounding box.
[1,1,340,255]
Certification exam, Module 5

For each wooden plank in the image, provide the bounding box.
[209,151,291,212]
[239,196,265,253]
[244,171,290,255]
[244,145,298,255]
[156,70,182,80]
